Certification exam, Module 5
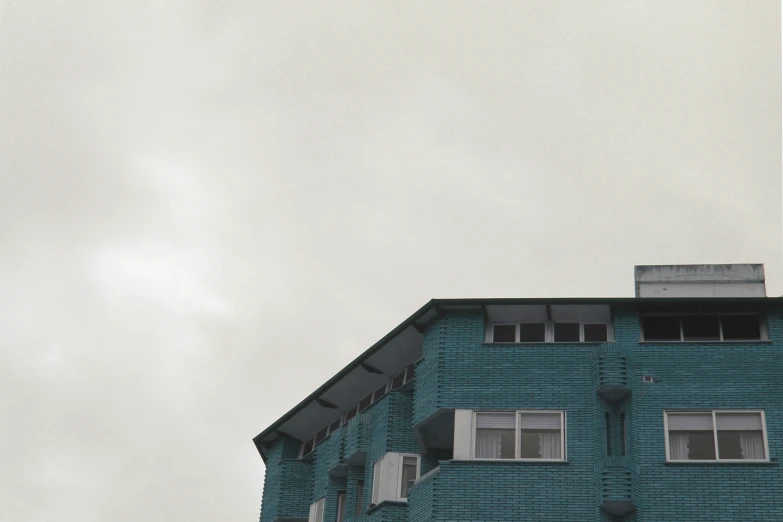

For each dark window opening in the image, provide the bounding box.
[554,323,580,342]
[584,324,608,342]
[605,412,612,456]
[717,431,745,460]
[620,413,626,456]
[372,385,387,402]
[642,316,681,341]
[391,371,405,390]
[336,491,346,522]
[344,405,359,423]
[302,438,314,456]
[358,394,372,412]
[678,431,716,460]
[492,324,516,342]
[520,323,546,342]
[721,315,761,340]
[405,364,415,383]
[329,418,342,434]
[682,315,720,341]
[315,427,328,445]
[356,481,364,516]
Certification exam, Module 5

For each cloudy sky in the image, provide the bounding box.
[0,1,780,521]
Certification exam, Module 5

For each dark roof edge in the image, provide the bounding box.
[252,295,782,459]
[252,298,437,459]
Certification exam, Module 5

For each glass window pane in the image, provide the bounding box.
[584,324,608,342]
[356,481,364,516]
[554,323,580,342]
[302,438,314,456]
[721,315,761,340]
[358,394,372,412]
[520,323,546,342]
[315,427,328,445]
[329,418,342,434]
[475,413,516,459]
[391,371,405,390]
[682,315,720,341]
[372,386,387,402]
[520,430,561,459]
[336,492,346,522]
[344,406,358,423]
[642,316,681,341]
[399,456,418,498]
[669,431,715,460]
[492,324,516,342]
[371,460,382,503]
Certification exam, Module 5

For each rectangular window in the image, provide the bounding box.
[399,456,418,499]
[553,323,580,342]
[620,413,626,456]
[391,370,406,390]
[605,412,612,456]
[301,438,315,458]
[489,323,610,343]
[371,453,420,504]
[371,459,382,504]
[315,427,328,446]
[372,385,387,402]
[328,418,342,435]
[492,324,517,342]
[584,324,608,342]
[355,481,364,516]
[344,405,359,423]
[336,492,346,522]
[308,498,325,522]
[358,394,372,412]
[472,410,565,460]
[475,412,516,459]
[665,411,767,461]
[643,314,763,342]
[520,323,546,342]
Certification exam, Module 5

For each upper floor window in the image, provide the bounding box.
[471,410,565,461]
[665,410,768,462]
[371,452,421,505]
[642,314,763,342]
[488,323,608,343]
[307,498,325,522]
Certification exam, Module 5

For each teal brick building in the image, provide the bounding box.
[254,264,782,521]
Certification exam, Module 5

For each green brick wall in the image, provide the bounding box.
[260,304,783,522]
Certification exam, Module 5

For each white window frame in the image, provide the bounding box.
[370,452,421,504]
[336,491,346,522]
[641,313,767,342]
[663,410,770,463]
[308,498,325,522]
[470,410,566,462]
[488,323,612,343]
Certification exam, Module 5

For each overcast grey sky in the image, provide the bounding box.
[1,1,781,521]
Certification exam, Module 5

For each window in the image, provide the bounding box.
[399,456,418,499]
[344,405,359,423]
[329,418,342,435]
[315,427,328,446]
[301,438,315,458]
[355,481,364,516]
[489,323,609,343]
[642,314,763,342]
[308,498,325,522]
[472,410,565,460]
[492,324,516,342]
[584,324,608,342]
[358,394,372,412]
[336,492,346,522]
[391,371,405,390]
[620,413,626,456]
[605,412,612,456]
[372,385,387,402]
[520,323,546,342]
[665,411,767,462]
[370,453,421,504]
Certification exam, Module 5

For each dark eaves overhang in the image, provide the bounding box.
[252,295,782,461]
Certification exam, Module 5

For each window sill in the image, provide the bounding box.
[366,500,407,514]
[451,459,570,465]
[639,340,772,344]
[664,460,775,465]
[482,342,605,346]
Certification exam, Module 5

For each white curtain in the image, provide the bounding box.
[539,432,561,459]
[669,433,689,460]
[475,431,502,458]
[740,432,765,460]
